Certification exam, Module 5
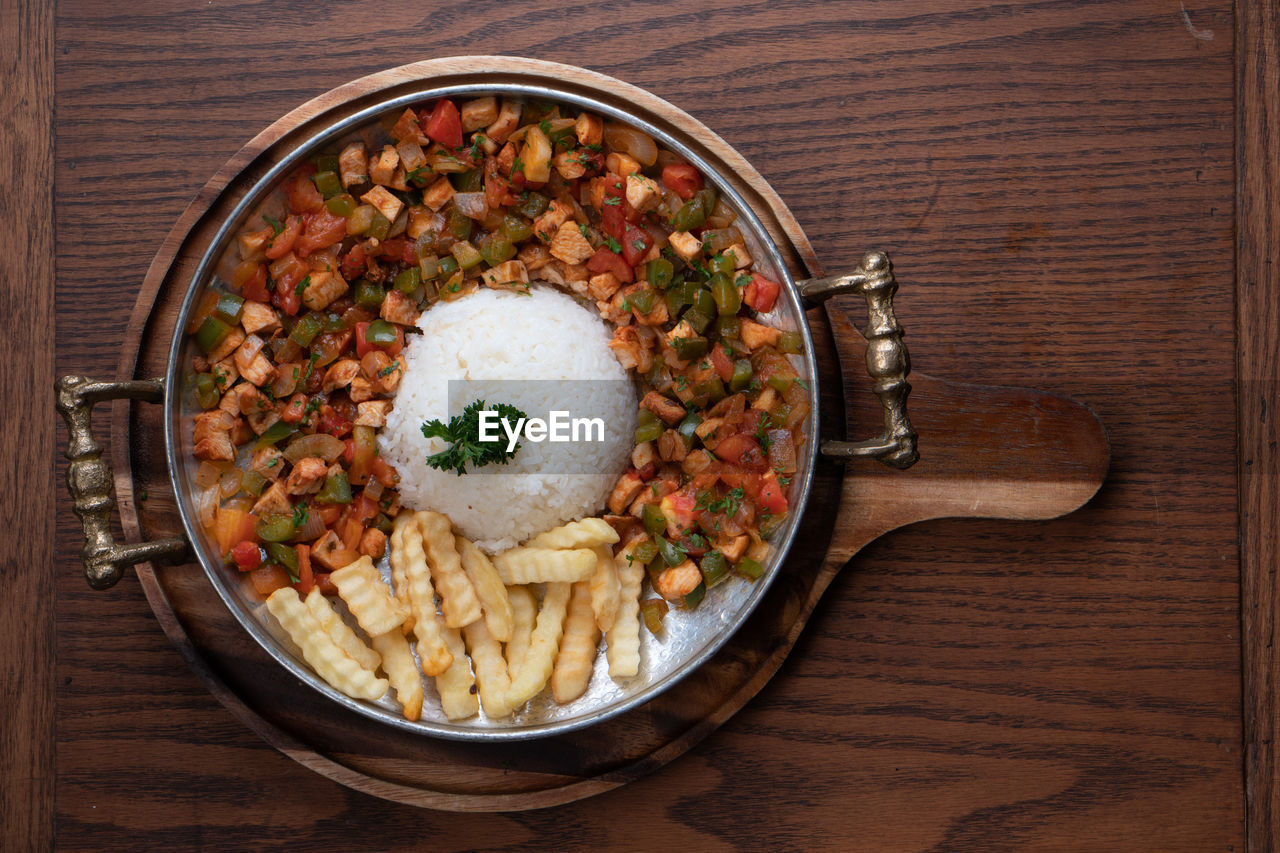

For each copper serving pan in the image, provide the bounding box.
[55,58,916,741]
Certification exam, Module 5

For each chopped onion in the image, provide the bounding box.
[198,484,219,529]
[603,124,657,167]
[219,467,243,498]
[702,227,743,254]
[293,506,326,542]
[283,432,345,464]
[453,192,488,220]
[196,461,226,489]
[363,476,384,502]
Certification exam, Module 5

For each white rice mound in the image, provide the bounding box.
[378,285,637,553]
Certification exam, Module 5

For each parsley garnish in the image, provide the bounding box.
[605,236,622,254]
[585,143,602,152]
[735,274,752,288]
[264,215,284,236]
[421,399,529,476]
[510,156,525,178]
[302,352,322,382]
[604,196,622,206]
[795,379,809,390]
[294,274,310,297]
[291,503,309,529]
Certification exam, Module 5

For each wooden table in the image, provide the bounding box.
[10,0,1276,849]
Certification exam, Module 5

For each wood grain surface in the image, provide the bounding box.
[40,0,1258,849]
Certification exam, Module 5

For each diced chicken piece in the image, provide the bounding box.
[740,318,783,350]
[229,417,253,447]
[517,242,552,272]
[251,446,286,481]
[552,150,587,180]
[348,376,375,403]
[549,222,595,265]
[725,242,753,269]
[211,359,238,393]
[252,481,292,518]
[359,527,387,559]
[375,357,404,394]
[575,112,603,147]
[301,270,349,312]
[653,559,702,601]
[310,530,350,571]
[667,230,702,262]
[619,283,668,327]
[625,174,661,214]
[380,289,420,326]
[238,228,270,260]
[321,358,360,393]
[355,400,392,428]
[532,199,573,243]
[607,470,646,515]
[587,271,622,301]
[460,96,498,132]
[682,449,715,476]
[246,405,280,436]
[338,142,369,189]
[405,205,440,240]
[239,353,274,388]
[421,176,454,211]
[608,324,654,373]
[387,165,410,193]
[480,259,529,289]
[360,184,404,223]
[717,535,750,563]
[389,108,427,144]
[239,300,280,336]
[658,428,689,462]
[596,290,634,325]
[485,99,522,143]
[664,319,696,352]
[605,152,640,176]
[367,145,400,186]
[641,390,686,425]
[603,513,642,545]
[285,457,328,495]
[233,333,265,370]
[631,441,657,470]
[752,386,778,412]
[207,326,245,364]
[192,410,236,462]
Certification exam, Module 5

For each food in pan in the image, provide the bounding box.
[185,94,809,721]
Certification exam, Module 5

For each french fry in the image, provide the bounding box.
[527,517,620,550]
[416,511,482,629]
[463,618,513,718]
[371,628,424,721]
[304,586,381,672]
[330,555,409,637]
[552,580,601,704]
[388,514,417,633]
[393,514,453,676]
[506,582,571,708]
[434,626,479,720]
[266,587,389,701]
[505,585,537,672]
[588,544,621,633]
[492,547,596,585]
[606,543,644,678]
[456,535,514,643]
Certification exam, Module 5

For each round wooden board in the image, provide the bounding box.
[106,57,1109,811]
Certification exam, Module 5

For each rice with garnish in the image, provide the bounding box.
[378,285,637,552]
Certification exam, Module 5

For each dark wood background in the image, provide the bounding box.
[12,0,1274,848]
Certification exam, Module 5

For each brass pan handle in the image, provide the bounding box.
[800,251,919,469]
[55,375,187,589]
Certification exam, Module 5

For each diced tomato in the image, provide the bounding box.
[710,343,734,383]
[249,564,292,596]
[349,426,377,486]
[758,471,788,514]
[243,263,271,303]
[620,222,653,267]
[316,504,343,526]
[313,571,338,596]
[340,518,364,553]
[485,155,520,208]
[342,438,356,465]
[660,489,699,535]
[743,274,781,313]
[354,321,405,358]
[264,215,303,260]
[280,393,308,424]
[586,247,634,283]
[294,544,314,595]
[318,404,353,438]
[287,170,324,214]
[600,176,628,240]
[662,163,703,200]
[714,434,767,471]
[635,462,657,481]
[273,272,302,316]
[230,540,262,571]
[348,493,379,525]
[296,209,348,257]
[422,99,463,149]
[371,455,399,488]
[340,243,368,280]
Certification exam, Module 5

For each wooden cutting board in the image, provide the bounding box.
[101,58,1107,810]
